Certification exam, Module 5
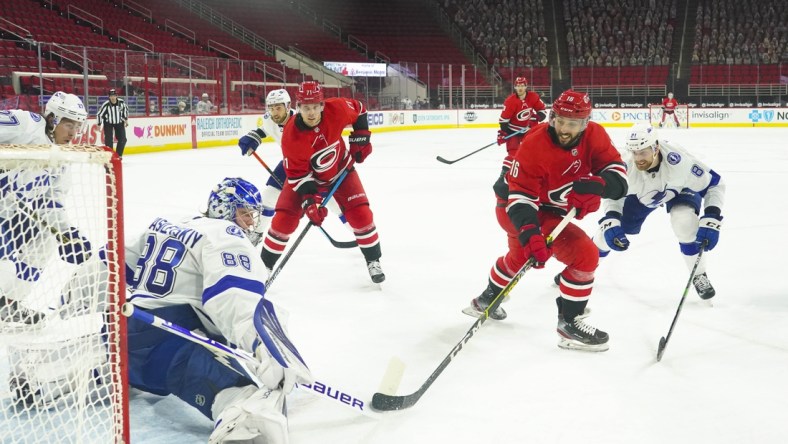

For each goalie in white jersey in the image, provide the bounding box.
[0,92,90,326]
[126,177,310,444]
[593,124,725,299]
[237,89,347,236]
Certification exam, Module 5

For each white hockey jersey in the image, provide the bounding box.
[259,109,294,146]
[126,216,268,353]
[0,109,51,145]
[606,139,725,214]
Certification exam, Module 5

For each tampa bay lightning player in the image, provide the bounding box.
[125,177,311,444]
[593,124,725,299]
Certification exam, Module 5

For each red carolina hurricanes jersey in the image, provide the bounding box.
[499,91,546,132]
[281,97,364,193]
[662,97,678,111]
[507,122,626,217]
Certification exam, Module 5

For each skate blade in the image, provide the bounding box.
[461,306,482,318]
[557,337,610,352]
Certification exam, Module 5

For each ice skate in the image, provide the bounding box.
[463,284,506,320]
[555,296,591,320]
[692,272,715,300]
[557,315,609,352]
[367,260,385,283]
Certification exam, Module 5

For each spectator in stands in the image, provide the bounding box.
[196,93,215,114]
[96,89,129,159]
[148,101,159,116]
[170,101,189,115]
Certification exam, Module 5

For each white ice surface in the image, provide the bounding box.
[122,127,788,444]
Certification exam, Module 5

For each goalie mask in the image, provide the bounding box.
[45,92,87,142]
[207,178,265,246]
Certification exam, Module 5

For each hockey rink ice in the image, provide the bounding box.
[117,125,787,444]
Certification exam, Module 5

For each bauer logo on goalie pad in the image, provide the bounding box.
[297,381,365,411]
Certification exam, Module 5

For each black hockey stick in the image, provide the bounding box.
[656,243,707,362]
[370,209,576,411]
[252,152,357,249]
[266,166,351,290]
[436,129,526,164]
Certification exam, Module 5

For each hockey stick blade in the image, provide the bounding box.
[319,226,358,248]
[371,210,577,412]
[656,337,667,362]
[436,155,461,164]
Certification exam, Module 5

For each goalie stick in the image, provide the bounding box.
[121,302,392,417]
[370,209,576,411]
[436,128,526,164]
[656,243,707,362]
[251,152,357,249]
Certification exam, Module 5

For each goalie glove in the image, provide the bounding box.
[253,345,300,393]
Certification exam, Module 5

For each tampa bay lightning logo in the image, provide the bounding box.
[640,188,677,208]
[667,152,681,165]
[226,225,245,238]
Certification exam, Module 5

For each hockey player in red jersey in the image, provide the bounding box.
[260,81,385,283]
[660,92,681,128]
[464,90,628,352]
[497,77,546,170]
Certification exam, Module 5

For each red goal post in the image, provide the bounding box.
[649,104,690,128]
[0,144,128,443]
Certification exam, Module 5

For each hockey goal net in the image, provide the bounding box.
[0,145,128,443]
[649,104,690,128]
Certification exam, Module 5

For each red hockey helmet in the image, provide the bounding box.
[514,77,528,87]
[296,81,324,104]
[551,90,592,119]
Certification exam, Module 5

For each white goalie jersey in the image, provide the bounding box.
[607,139,726,213]
[126,216,268,352]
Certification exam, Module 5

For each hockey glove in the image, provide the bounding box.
[567,176,605,220]
[497,130,507,145]
[695,213,722,251]
[519,224,552,269]
[57,227,92,264]
[302,195,328,226]
[348,130,372,163]
[238,130,262,156]
[599,212,629,251]
[253,345,298,393]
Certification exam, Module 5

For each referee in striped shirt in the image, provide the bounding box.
[96,88,129,158]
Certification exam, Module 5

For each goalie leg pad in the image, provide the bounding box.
[210,385,288,444]
[127,305,255,418]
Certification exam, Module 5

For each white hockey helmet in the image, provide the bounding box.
[45,92,87,127]
[624,123,659,152]
[265,89,292,107]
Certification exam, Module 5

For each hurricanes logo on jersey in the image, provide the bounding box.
[548,183,573,206]
[516,108,532,122]
[310,141,341,173]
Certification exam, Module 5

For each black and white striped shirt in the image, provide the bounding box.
[96,98,129,125]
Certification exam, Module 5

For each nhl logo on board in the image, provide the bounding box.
[464,111,477,122]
